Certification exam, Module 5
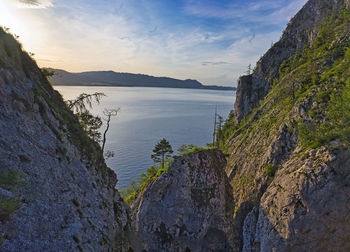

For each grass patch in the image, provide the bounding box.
[264,163,276,177]
[120,162,172,205]
[0,199,22,221]
[0,170,26,191]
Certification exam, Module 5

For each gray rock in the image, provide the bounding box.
[233,0,349,124]
[0,28,132,251]
[135,150,237,252]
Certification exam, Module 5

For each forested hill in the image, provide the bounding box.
[48,68,235,90]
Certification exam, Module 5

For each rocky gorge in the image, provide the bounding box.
[0,0,350,251]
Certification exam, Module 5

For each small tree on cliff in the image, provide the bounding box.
[67,92,105,113]
[77,110,103,142]
[67,93,119,157]
[151,138,173,168]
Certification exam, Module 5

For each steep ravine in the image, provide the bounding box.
[1,0,350,251]
[0,28,132,251]
[133,0,350,251]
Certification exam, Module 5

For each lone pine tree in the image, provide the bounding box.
[151,138,173,168]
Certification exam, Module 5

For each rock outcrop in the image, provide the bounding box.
[243,147,350,251]
[135,150,236,251]
[1,0,350,251]
[0,28,131,251]
[224,0,350,250]
[234,0,349,123]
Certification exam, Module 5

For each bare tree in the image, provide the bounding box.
[67,92,105,113]
[101,108,120,153]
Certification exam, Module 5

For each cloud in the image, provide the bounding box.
[17,0,53,8]
[4,0,307,86]
[184,0,307,25]
[201,61,231,66]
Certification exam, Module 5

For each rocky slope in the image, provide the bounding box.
[0,28,131,251]
[133,0,350,251]
[1,0,349,251]
[234,0,350,122]
[221,0,350,250]
[135,150,236,251]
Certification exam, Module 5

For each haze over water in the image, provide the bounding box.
[55,86,235,190]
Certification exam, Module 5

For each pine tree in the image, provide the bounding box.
[151,138,173,168]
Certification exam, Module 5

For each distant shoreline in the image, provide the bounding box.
[48,68,236,91]
[52,83,236,91]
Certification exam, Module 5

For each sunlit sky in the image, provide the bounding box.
[0,0,307,86]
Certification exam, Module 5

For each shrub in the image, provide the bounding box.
[0,170,25,191]
[264,164,276,177]
[0,199,22,221]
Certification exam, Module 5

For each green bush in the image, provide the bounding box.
[264,164,276,177]
[120,162,171,205]
[0,199,22,221]
[0,170,25,191]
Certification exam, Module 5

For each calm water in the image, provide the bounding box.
[54,86,235,190]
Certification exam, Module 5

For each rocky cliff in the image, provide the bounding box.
[223,0,350,250]
[135,150,236,251]
[134,0,350,251]
[234,0,350,123]
[1,0,349,251]
[0,28,131,251]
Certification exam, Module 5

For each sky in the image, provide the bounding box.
[0,0,307,86]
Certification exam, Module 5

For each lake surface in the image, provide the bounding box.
[54,86,235,190]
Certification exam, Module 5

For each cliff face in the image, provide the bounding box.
[0,29,131,251]
[129,1,350,251]
[234,0,349,122]
[1,0,349,250]
[135,150,236,251]
[224,0,350,250]
[243,147,350,251]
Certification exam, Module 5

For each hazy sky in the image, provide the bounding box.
[0,0,307,86]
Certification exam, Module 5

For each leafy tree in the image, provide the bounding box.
[104,150,115,160]
[77,111,102,142]
[67,93,120,155]
[151,138,173,168]
[41,68,55,78]
[67,92,105,114]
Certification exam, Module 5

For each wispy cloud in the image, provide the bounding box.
[201,61,231,66]
[2,0,307,86]
[17,0,53,8]
[184,0,307,24]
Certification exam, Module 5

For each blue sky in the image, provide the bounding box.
[0,0,307,86]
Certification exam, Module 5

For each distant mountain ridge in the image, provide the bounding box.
[48,68,235,90]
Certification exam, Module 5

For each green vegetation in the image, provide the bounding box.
[41,68,55,78]
[177,144,197,153]
[0,170,27,221]
[120,163,171,205]
[0,27,112,181]
[0,170,26,191]
[151,138,173,169]
[264,164,276,177]
[178,144,214,156]
[77,111,103,142]
[67,92,105,114]
[295,8,350,148]
[121,139,174,204]
[219,6,350,151]
[0,199,22,221]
